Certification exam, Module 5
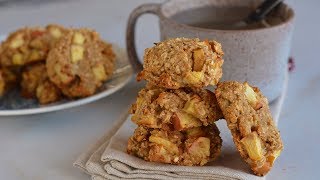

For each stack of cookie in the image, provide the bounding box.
[127,38,224,166]
[127,38,284,176]
[0,24,115,104]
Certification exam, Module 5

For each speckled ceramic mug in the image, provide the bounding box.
[126,0,294,102]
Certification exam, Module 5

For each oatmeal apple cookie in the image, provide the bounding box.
[46,29,115,98]
[0,25,68,67]
[137,38,224,89]
[215,81,283,176]
[21,63,61,104]
[130,84,223,130]
[127,125,222,166]
[0,67,19,97]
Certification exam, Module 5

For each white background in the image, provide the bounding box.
[0,0,318,179]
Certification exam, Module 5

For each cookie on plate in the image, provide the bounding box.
[46,29,115,98]
[130,84,223,130]
[0,67,19,97]
[21,63,61,104]
[0,25,69,67]
[137,38,224,89]
[127,125,222,166]
[215,81,283,176]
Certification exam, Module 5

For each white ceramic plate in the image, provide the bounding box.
[0,40,133,116]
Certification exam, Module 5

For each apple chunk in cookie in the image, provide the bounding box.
[137,38,224,89]
[127,125,222,166]
[130,84,223,130]
[215,81,283,176]
[46,29,115,98]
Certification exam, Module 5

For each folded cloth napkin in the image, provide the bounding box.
[74,74,288,180]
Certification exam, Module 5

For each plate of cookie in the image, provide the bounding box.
[0,24,133,116]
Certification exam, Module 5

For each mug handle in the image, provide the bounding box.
[126,3,161,73]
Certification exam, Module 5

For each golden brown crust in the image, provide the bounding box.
[215,81,283,176]
[20,63,61,104]
[138,38,224,89]
[130,84,223,130]
[46,29,115,98]
[127,125,222,166]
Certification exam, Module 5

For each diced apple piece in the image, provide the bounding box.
[10,35,24,48]
[12,53,23,65]
[71,45,84,63]
[93,64,107,81]
[29,50,41,61]
[73,32,85,45]
[186,127,206,138]
[244,82,263,110]
[149,135,179,154]
[188,137,210,158]
[132,115,158,128]
[135,97,144,108]
[49,27,62,38]
[183,96,206,119]
[149,146,172,163]
[192,49,205,71]
[172,111,202,131]
[54,64,73,84]
[184,71,204,84]
[241,132,264,161]
[267,150,282,165]
[30,39,43,49]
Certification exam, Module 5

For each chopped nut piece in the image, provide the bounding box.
[73,32,85,45]
[149,135,179,154]
[241,132,264,161]
[12,53,24,65]
[172,111,202,131]
[192,49,205,71]
[71,45,84,63]
[93,64,107,81]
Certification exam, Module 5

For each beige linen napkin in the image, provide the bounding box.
[74,74,288,180]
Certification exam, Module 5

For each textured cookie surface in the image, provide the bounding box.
[137,38,224,89]
[0,67,19,97]
[127,125,222,166]
[21,63,61,104]
[130,84,223,130]
[46,29,115,98]
[0,25,68,67]
[215,81,283,176]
